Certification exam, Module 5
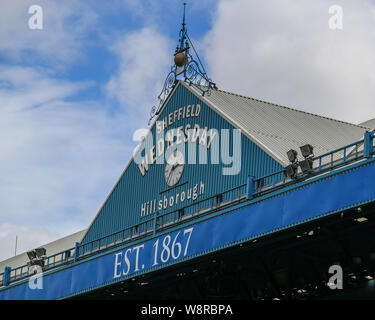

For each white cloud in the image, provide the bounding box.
[0,66,88,111]
[205,0,375,124]
[0,66,132,259]
[0,1,178,261]
[7,0,375,263]
[0,0,97,65]
[0,5,176,261]
[106,27,174,124]
[0,224,60,262]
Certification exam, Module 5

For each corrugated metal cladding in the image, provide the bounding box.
[360,118,375,130]
[187,83,368,166]
[81,83,283,244]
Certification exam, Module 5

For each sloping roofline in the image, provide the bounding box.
[185,82,368,166]
[80,82,184,242]
[81,80,368,242]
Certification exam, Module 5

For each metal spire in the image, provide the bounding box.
[183,2,186,26]
[148,3,217,125]
[178,3,187,52]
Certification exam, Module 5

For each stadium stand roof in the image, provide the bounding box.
[183,81,369,165]
[1,82,373,270]
[0,229,86,273]
[360,118,375,130]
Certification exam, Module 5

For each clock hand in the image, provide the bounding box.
[172,162,179,170]
[168,164,180,184]
[167,170,174,185]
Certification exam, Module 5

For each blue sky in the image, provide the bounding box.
[0,0,219,260]
[1,0,375,260]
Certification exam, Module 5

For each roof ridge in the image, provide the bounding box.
[359,118,375,127]
[244,128,333,153]
[213,86,368,130]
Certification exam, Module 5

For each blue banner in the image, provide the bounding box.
[1,160,375,300]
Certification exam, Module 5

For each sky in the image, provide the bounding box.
[1,0,375,261]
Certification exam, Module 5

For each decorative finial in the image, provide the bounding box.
[148,3,217,125]
[182,2,186,28]
[174,3,188,69]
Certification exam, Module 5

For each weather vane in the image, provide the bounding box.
[148,3,217,125]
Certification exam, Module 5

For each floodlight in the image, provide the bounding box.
[34,260,45,267]
[35,248,46,258]
[27,250,37,260]
[299,157,313,173]
[287,149,298,163]
[27,248,46,272]
[27,259,44,268]
[27,264,39,275]
[300,144,314,158]
[284,164,297,179]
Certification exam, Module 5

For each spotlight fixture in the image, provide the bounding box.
[299,157,313,173]
[287,149,298,163]
[27,247,46,269]
[300,144,314,158]
[284,163,297,179]
[26,250,37,261]
[27,259,44,268]
[298,144,314,174]
[35,248,46,258]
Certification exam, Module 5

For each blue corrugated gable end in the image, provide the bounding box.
[81,83,283,245]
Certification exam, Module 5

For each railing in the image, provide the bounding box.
[9,265,29,282]
[1,131,374,288]
[252,133,374,196]
[1,183,247,287]
[78,183,247,256]
[155,183,246,229]
[3,247,77,285]
[314,139,364,171]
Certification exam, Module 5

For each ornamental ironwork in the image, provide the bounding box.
[148,3,217,125]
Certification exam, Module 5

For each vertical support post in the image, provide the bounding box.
[246,175,255,200]
[178,209,184,221]
[153,211,159,235]
[4,266,11,286]
[74,242,79,262]
[364,131,374,158]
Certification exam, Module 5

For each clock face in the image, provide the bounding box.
[165,150,185,187]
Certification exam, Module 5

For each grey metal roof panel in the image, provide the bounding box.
[0,229,86,272]
[359,118,375,130]
[184,82,367,165]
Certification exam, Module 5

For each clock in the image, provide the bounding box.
[165,150,185,187]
